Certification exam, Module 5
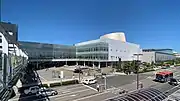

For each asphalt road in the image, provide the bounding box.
[9,66,180,101]
[9,84,98,101]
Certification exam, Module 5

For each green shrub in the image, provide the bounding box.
[49,80,79,87]
[62,80,79,85]
[50,82,61,87]
[42,84,49,88]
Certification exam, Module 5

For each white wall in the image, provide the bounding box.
[101,38,141,61]
[0,32,8,55]
[142,52,155,63]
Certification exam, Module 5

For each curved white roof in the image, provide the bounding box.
[100,32,126,42]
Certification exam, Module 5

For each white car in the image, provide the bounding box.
[82,78,97,85]
[24,86,40,95]
[36,89,58,98]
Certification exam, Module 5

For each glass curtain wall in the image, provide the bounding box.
[76,42,108,60]
[19,42,76,59]
[53,45,76,59]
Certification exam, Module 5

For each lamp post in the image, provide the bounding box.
[78,59,80,82]
[133,53,143,90]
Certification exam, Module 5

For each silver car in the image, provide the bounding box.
[36,89,58,98]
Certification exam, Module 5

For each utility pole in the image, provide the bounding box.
[78,59,80,82]
[104,75,107,90]
[133,53,143,90]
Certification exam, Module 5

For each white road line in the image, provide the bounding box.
[49,89,91,99]
[58,85,86,91]
[53,84,83,90]
[73,91,110,101]
[102,89,137,101]
[9,95,36,101]
[82,84,98,92]
[54,94,78,100]
[38,74,48,81]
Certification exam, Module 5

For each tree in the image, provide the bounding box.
[123,61,132,74]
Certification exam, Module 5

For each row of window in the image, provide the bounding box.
[110,49,130,53]
[111,56,122,59]
[156,56,174,61]
[77,54,108,60]
[77,47,108,52]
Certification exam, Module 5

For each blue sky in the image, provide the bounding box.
[2,0,180,52]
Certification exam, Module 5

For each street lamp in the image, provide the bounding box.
[78,59,81,82]
[133,53,143,90]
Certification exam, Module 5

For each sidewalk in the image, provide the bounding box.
[164,89,180,101]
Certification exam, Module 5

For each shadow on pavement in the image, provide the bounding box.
[18,64,50,101]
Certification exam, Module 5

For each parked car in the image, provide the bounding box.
[24,86,40,95]
[82,78,97,85]
[168,78,180,86]
[36,89,58,98]
[73,68,83,74]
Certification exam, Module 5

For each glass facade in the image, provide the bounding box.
[156,50,174,54]
[19,41,76,59]
[76,42,108,60]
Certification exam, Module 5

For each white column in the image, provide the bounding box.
[93,62,95,68]
[66,61,67,65]
[76,61,78,66]
[106,62,107,67]
[84,61,85,67]
[98,62,100,69]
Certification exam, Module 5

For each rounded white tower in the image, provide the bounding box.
[100,32,126,42]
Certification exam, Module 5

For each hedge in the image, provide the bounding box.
[50,82,61,87]
[42,84,49,88]
[50,80,79,87]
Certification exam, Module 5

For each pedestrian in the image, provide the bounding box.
[96,84,100,92]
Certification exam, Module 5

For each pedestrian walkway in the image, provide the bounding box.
[164,89,180,101]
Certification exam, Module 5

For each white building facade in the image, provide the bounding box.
[142,49,175,63]
[75,32,141,62]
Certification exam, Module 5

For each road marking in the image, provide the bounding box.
[53,84,83,90]
[9,95,36,101]
[38,74,48,81]
[70,94,77,97]
[58,85,86,92]
[103,89,137,101]
[82,84,98,92]
[73,91,110,101]
[49,89,91,99]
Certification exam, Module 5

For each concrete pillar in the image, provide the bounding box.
[93,62,95,68]
[84,61,85,67]
[98,62,100,69]
[76,61,78,66]
[111,62,113,68]
[65,61,67,65]
[106,62,108,67]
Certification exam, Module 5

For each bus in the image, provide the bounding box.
[155,71,173,82]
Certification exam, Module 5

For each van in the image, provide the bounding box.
[82,78,97,85]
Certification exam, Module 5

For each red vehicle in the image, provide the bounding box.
[155,71,173,82]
